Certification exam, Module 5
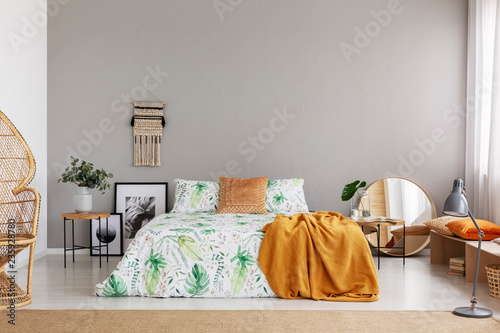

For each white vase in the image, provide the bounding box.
[74,186,92,213]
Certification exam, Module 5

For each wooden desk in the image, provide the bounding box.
[355,218,405,269]
[62,212,110,268]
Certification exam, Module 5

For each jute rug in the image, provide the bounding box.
[1,310,499,332]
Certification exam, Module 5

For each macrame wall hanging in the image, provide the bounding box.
[130,87,166,167]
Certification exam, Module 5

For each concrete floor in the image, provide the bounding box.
[11,250,500,317]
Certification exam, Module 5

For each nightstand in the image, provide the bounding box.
[354,218,405,269]
[62,212,110,268]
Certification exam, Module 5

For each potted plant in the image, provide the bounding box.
[58,157,113,213]
[341,180,371,219]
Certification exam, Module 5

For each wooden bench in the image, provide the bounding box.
[430,230,500,282]
[430,230,469,264]
[466,242,500,282]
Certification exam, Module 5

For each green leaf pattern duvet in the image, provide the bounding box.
[95,213,277,298]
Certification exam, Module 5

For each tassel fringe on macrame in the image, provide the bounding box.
[131,101,165,167]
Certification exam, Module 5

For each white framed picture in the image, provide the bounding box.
[114,182,168,250]
[90,213,123,256]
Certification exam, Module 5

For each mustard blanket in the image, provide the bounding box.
[258,211,379,302]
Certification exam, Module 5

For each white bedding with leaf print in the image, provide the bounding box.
[95,213,277,298]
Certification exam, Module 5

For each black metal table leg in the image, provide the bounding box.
[377,224,381,269]
[106,217,109,263]
[64,217,67,268]
[98,217,102,268]
[72,219,75,263]
[89,218,92,256]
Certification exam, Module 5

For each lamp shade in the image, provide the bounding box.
[442,178,469,217]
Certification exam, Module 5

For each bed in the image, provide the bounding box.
[96,177,379,300]
[95,212,277,297]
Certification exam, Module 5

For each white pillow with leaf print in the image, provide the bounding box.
[170,179,220,213]
[266,178,309,214]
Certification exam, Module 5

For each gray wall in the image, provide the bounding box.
[48,0,467,248]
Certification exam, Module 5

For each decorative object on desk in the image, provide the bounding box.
[57,156,113,213]
[91,213,123,256]
[114,182,168,249]
[0,110,40,309]
[341,180,370,219]
[442,178,492,318]
[365,177,436,256]
[131,94,166,167]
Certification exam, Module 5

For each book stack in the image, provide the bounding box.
[448,257,465,276]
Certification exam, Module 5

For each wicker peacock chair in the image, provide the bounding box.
[0,110,40,308]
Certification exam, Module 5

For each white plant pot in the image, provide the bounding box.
[74,186,92,214]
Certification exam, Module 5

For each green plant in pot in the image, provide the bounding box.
[58,157,113,214]
[341,180,371,219]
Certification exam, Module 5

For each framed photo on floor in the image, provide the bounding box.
[114,182,168,249]
[90,213,123,256]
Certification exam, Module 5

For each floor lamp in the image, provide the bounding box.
[442,178,493,318]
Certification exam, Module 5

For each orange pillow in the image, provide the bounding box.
[217,176,268,214]
[385,237,395,248]
[446,219,500,240]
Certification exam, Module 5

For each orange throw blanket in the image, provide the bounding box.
[258,211,379,302]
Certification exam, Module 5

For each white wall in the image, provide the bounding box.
[47,0,467,248]
[0,0,48,265]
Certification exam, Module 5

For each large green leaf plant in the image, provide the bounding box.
[341,180,370,216]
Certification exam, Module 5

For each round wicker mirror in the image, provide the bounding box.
[364,177,436,256]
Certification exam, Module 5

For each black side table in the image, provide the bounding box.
[354,218,406,269]
[62,212,110,268]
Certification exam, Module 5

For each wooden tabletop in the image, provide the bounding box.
[353,218,405,227]
[62,212,111,219]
